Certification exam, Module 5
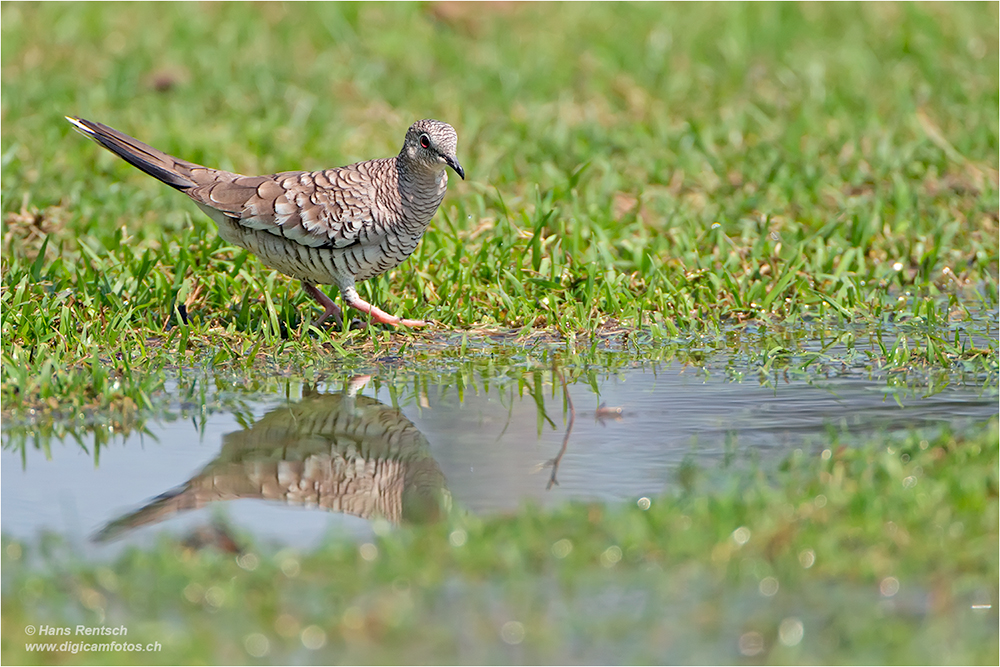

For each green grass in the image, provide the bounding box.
[3,420,996,664]
[2,2,997,418]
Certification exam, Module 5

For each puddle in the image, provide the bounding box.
[3,355,996,552]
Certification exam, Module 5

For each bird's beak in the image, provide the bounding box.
[445,155,465,180]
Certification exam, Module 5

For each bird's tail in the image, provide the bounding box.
[66,116,203,191]
[92,485,200,543]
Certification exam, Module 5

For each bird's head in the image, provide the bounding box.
[401,119,464,180]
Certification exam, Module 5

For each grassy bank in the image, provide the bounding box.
[2,2,997,419]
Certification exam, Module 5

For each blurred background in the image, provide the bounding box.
[3,2,996,240]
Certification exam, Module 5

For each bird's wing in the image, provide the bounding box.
[185,160,396,250]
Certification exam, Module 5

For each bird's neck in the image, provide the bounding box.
[396,157,448,220]
[397,154,446,186]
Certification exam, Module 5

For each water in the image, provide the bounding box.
[3,356,995,552]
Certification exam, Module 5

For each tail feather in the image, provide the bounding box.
[92,485,200,543]
[66,116,200,190]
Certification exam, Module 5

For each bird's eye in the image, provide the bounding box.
[419,133,431,149]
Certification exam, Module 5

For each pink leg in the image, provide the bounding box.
[301,283,343,328]
[341,286,428,328]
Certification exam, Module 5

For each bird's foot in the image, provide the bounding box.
[304,284,429,330]
[355,312,429,328]
[393,317,430,328]
[342,288,428,328]
[302,283,344,329]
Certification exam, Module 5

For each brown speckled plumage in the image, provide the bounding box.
[66,116,464,328]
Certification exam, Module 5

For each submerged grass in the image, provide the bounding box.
[1,2,998,417]
[2,329,994,452]
[3,419,996,664]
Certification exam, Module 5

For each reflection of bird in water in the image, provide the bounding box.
[94,377,449,542]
